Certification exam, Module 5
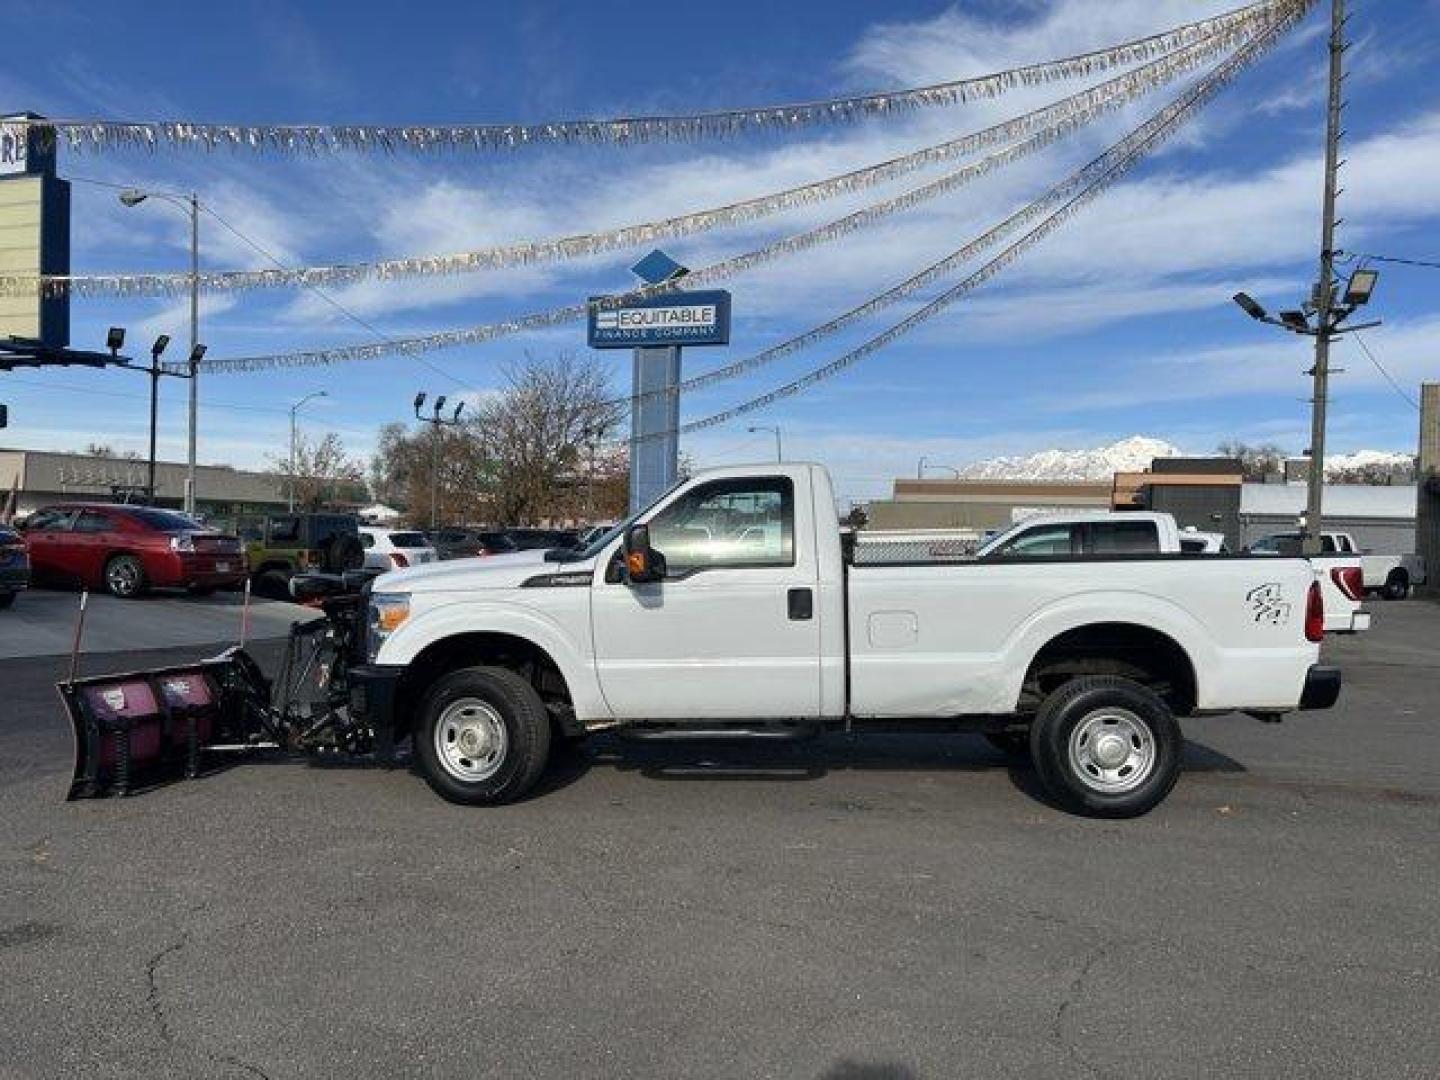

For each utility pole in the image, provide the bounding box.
[1232,0,1380,553]
[186,192,200,516]
[1304,0,1347,556]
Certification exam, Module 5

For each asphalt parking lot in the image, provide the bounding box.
[1,601,1436,1078]
[0,587,318,660]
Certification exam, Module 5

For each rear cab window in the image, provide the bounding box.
[1086,520,1160,554]
[986,523,1077,558]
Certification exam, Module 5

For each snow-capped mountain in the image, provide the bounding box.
[956,436,1183,481]
[1323,450,1416,477]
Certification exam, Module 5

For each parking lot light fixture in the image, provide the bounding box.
[106,327,126,355]
[288,391,329,512]
[1344,268,1379,307]
[748,424,783,462]
[1232,293,1269,322]
[151,335,170,360]
[413,391,427,416]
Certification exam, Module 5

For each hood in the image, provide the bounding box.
[373,548,594,593]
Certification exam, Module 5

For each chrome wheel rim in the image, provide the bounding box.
[1067,707,1155,794]
[434,699,508,782]
[107,559,140,596]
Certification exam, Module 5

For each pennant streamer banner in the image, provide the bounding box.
[631,0,1310,442]
[7,5,1285,302]
[180,13,1291,377]
[11,2,1292,156]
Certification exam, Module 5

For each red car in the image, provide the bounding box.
[21,504,248,598]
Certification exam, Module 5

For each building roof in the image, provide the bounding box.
[1241,482,1417,520]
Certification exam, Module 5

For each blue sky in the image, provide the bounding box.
[1,0,1438,504]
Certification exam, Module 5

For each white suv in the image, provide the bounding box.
[359,527,438,572]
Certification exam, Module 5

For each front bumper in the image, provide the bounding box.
[1300,664,1342,711]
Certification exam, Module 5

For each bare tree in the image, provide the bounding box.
[269,431,367,510]
[1215,440,1287,481]
[473,353,625,525]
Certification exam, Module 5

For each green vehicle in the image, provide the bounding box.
[232,512,366,597]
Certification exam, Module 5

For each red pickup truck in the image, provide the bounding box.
[21,504,247,598]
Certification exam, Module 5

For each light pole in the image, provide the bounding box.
[288,391,328,512]
[1233,0,1384,555]
[1232,266,1380,552]
[415,392,466,529]
[120,187,201,515]
[748,424,782,462]
[581,421,609,523]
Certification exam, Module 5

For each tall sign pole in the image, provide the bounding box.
[1303,0,1347,556]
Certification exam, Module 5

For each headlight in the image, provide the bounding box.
[367,593,410,660]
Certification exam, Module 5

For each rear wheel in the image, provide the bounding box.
[1030,676,1181,818]
[413,666,551,805]
[1383,570,1410,601]
[103,555,146,599]
[254,569,291,599]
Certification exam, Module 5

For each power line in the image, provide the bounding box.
[1349,331,1419,410]
[68,172,481,394]
[0,372,291,415]
[1340,251,1440,271]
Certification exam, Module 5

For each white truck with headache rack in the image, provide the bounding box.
[343,462,1338,817]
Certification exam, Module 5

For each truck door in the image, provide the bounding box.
[590,473,823,720]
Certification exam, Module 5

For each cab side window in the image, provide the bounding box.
[23,509,75,532]
[72,510,117,534]
[647,477,794,574]
[1088,521,1159,554]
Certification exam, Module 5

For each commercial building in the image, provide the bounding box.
[866,479,1111,530]
[0,447,362,519]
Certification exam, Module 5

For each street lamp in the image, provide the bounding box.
[919,460,960,479]
[120,187,201,515]
[288,391,328,512]
[1231,266,1381,553]
[415,391,467,529]
[748,424,782,461]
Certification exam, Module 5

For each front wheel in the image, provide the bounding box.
[1030,676,1181,818]
[413,666,552,805]
[103,554,147,599]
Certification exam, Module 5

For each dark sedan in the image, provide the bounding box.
[429,528,519,560]
[504,527,581,551]
[0,525,29,608]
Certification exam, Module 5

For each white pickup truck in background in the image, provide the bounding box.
[1250,530,1425,601]
[349,464,1340,818]
[979,512,1371,634]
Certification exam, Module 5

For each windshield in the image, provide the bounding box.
[388,532,430,548]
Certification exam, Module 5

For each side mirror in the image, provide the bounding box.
[623,524,664,584]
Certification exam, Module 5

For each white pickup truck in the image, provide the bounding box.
[350,463,1340,817]
[1251,530,1424,601]
[979,512,1370,634]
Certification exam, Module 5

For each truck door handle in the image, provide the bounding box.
[787,587,813,621]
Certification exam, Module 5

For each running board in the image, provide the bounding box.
[619,724,820,743]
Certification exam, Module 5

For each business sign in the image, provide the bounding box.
[0,114,68,346]
[587,289,731,349]
[0,115,56,178]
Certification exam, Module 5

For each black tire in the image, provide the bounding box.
[0,592,15,610]
[103,554,147,599]
[255,569,291,599]
[1030,676,1181,818]
[1382,570,1410,601]
[188,585,216,597]
[413,666,552,805]
[322,533,366,574]
[984,730,1030,759]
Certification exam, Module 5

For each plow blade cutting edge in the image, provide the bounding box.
[59,648,275,799]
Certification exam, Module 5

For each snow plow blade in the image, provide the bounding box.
[59,647,273,799]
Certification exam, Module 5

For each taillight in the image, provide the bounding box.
[390,552,409,568]
[1330,566,1364,602]
[1305,581,1325,642]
